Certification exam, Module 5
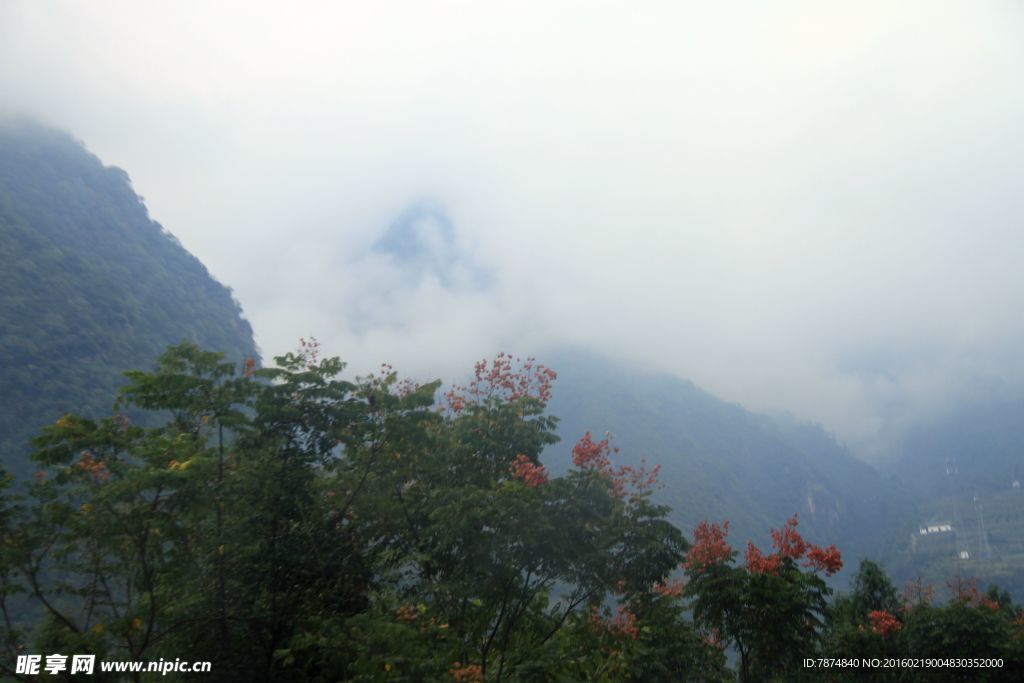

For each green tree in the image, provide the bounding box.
[848,559,901,620]
[296,355,693,680]
[0,466,26,680]
[823,560,905,682]
[5,345,718,681]
[900,575,1015,682]
[3,341,378,681]
[684,516,842,682]
[823,567,1024,682]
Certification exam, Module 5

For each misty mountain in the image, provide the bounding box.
[4,120,1014,596]
[874,390,1024,597]
[372,199,491,290]
[884,390,1024,498]
[0,122,258,476]
[540,350,917,573]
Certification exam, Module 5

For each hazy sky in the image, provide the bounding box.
[3,1,1023,456]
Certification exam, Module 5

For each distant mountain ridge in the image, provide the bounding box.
[883,390,1024,498]
[0,121,258,476]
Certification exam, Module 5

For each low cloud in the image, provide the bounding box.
[2,1,1023,456]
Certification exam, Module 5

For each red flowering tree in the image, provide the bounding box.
[823,562,1024,681]
[868,609,901,637]
[684,515,842,682]
[328,354,691,680]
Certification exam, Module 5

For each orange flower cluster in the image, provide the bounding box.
[609,461,661,499]
[772,515,809,559]
[703,627,724,650]
[571,431,614,470]
[588,605,639,640]
[737,516,842,576]
[449,662,483,682]
[610,606,639,640]
[396,604,417,623]
[902,577,935,609]
[652,578,684,598]
[745,542,780,575]
[980,597,1001,612]
[946,574,980,604]
[804,544,843,575]
[685,520,733,572]
[570,432,660,499]
[394,377,421,398]
[509,454,548,488]
[868,609,902,638]
[445,392,466,414]
[76,450,110,482]
[297,337,321,370]
[444,353,557,413]
[944,575,1001,611]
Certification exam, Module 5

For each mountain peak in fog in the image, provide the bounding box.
[372,200,490,291]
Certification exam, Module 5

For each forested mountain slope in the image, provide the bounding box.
[0,122,258,476]
[878,390,1024,597]
[542,350,917,572]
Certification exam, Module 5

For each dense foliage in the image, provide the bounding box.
[2,343,1024,680]
[682,516,842,681]
[0,344,721,681]
[824,560,1024,682]
[0,122,258,479]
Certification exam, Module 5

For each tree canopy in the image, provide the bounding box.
[3,343,1024,681]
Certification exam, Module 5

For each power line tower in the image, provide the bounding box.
[946,458,966,571]
[974,491,993,561]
